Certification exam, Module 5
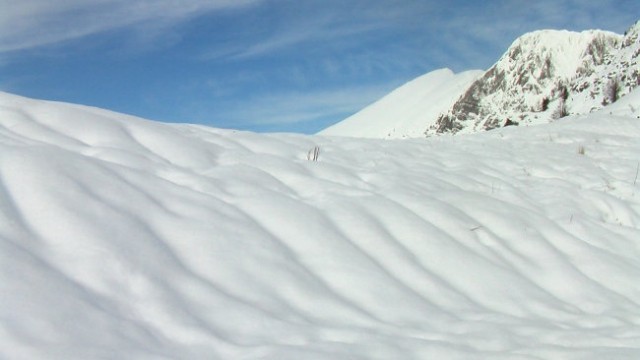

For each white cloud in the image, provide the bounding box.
[418,0,640,70]
[231,18,380,60]
[197,0,640,73]
[5,0,635,67]
[0,0,262,53]
[198,0,438,61]
[434,0,638,46]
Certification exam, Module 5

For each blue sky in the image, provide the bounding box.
[1,1,639,133]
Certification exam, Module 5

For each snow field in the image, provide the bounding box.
[1,92,640,359]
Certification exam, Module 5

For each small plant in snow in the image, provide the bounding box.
[307,146,320,161]
[577,145,586,155]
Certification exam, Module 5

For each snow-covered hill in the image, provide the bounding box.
[601,84,640,118]
[2,91,640,359]
[319,68,482,139]
[324,20,640,139]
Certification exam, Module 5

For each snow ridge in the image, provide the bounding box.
[2,92,640,359]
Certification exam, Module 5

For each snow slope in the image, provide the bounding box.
[598,85,640,118]
[319,68,482,139]
[1,92,640,359]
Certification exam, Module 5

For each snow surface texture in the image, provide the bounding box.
[1,91,640,359]
[319,69,482,139]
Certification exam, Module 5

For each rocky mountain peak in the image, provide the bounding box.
[624,20,640,40]
[320,20,640,139]
[428,25,635,135]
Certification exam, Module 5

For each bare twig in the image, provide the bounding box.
[307,146,320,161]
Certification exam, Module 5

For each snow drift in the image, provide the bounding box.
[1,91,640,359]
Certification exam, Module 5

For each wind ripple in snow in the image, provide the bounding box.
[1,92,640,359]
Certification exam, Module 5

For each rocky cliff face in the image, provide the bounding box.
[571,21,640,113]
[428,21,640,135]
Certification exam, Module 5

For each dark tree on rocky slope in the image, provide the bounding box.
[603,77,620,105]
[552,99,569,119]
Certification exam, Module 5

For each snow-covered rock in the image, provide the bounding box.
[570,20,640,113]
[431,21,640,135]
[323,20,640,139]
[595,83,640,118]
[2,91,640,359]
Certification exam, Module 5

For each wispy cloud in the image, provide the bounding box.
[200,0,438,61]
[433,0,639,48]
[0,0,262,53]
[6,0,635,66]
[231,17,380,60]
[198,0,640,72]
[417,0,640,70]
[209,83,394,129]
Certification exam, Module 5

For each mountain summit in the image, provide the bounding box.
[323,20,640,138]
[431,29,622,134]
